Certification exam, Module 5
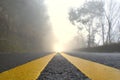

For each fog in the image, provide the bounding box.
[0,0,55,53]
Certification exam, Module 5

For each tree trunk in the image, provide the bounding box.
[108,21,111,43]
[88,25,91,47]
[102,24,104,45]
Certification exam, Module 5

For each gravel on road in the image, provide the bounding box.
[38,53,90,80]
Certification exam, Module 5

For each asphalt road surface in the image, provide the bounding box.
[38,53,90,80]
[67,51,120,69]
[0,52,50,72]
[0,51,120,80]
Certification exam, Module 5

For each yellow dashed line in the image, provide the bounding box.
[61,53,120,80]
[0,53,56,80]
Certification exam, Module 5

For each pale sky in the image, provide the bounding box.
[45,0,85,51]
[44,0,120,51]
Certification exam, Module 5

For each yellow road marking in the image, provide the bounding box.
[61,53,120,80]
[0,53,56,80]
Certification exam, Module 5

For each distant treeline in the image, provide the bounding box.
[79,43,120,52]
[0,0,54,53]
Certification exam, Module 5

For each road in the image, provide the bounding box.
[38,53,90,80]
[0,52,50,72]
[67,51,120,69]
[0,51,120,80]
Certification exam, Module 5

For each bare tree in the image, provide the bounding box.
[69,1,104,47]
[104,0,120,44]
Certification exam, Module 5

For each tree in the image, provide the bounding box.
[104,0,120,44]
[69,1,104,47]
[0,0,54,52]
[0,6,9,40]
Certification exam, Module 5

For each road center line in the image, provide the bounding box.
[61,53,120,80]
[0,53,56,80]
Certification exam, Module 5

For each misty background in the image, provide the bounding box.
[0,0,120,53]
[0,0,55,53]
[67,0,120,52]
